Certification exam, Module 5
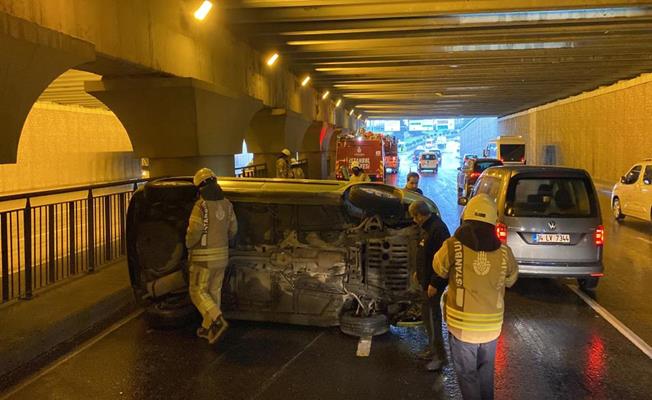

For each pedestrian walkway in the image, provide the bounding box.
[0,260,133,390]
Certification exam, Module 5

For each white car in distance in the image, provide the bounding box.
[611,159,652,222]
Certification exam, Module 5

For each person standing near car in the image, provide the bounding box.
[408,200,450,372]
[404,172,423,195]
[433,194,518,399]
[276,148,292,178]
[186,168,238,345]
[289,158,305,179]
[349,160,371,182]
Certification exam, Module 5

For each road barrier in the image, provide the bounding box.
[0,179,148,303]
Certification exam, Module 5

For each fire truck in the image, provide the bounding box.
[383,136,400,174]
[335,131,385,182]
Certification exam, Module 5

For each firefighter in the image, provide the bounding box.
[276,148,292,178]
[408,200,450,372]
[433,193,518,399]
[349,160,371,182]
[186,168,238,345]
[289,158,305,179]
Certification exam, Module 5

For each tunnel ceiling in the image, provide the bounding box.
[223,0,652,118]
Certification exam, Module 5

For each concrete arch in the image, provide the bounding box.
[0,12,95,164]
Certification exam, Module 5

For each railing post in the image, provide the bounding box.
[48,205,55,284]
[23,199,33,299]
[119,193,126,256]
[87,189,95,272]
[68,201,76,275]
[1,213,8,302]
[104,196,111,261]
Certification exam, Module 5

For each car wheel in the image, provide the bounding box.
[339,311,389,337]
[578,277,599,291]
[144,294,199,329]
[612,198,625,221]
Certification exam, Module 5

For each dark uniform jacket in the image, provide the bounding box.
[416,214,450,291]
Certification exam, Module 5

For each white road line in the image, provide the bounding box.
[0,309,144,400]
[635,236,652,245]
[568,285,652,359]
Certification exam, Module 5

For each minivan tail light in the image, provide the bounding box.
[594,225,605,247]
[496,223,508,244]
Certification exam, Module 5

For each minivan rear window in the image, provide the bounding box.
[500,144,525,162]
[505,177,596,217]
[474,160,502,172]
[422,154,437,160]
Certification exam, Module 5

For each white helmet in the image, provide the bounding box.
[193,167,216,187]
[462,194,498,225]
[281,148,291,157]
[290,158,298,166]
[350,160,361,169]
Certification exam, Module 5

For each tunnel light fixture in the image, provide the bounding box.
[357,114,362,120]
[266,53,279,66]
[301,75,311,86]
[434,92,444,97]
[194,1,213,20]
[335,99,342,107]
[349,109,355,116]
[322,90,330,100]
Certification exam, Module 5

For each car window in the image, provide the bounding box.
[623,165,641,184]
[422,154,437,160]
[474,160,502,172]
[505,177,596,217]
[474,176,502,202]
[643,166,652,184]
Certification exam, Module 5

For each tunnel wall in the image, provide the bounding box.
[0,102,139,194]
[0,1,320,121]
[459,118,499,159]
[499,73,652,184]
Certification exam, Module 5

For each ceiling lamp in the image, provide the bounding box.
[266,53,279,66]
[194,1,213,20]
[301,75,311,86]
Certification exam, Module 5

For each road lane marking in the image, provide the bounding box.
[356,336,372,357]
[635,236,652,245]
[0,309,144,400]
[568,285,652,359]
[250,331,325,400]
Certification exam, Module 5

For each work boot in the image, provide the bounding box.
[207,315,229,345]
[425,358,444,372]
[196,326,210,340]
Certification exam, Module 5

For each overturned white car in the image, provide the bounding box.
[127,178,441,336]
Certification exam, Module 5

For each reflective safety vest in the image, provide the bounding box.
[435,238,518,344]
[186,198,237,269]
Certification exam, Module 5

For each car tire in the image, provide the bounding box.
[347,184,403,217]
[339,311,389,337]
[578,277,599,291]
[144,295,199,329]
[612,197,625,221]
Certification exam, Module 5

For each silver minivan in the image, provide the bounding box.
[460,166,604,290]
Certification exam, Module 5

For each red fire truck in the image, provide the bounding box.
[383,136,399,174]
[335,132,385,182]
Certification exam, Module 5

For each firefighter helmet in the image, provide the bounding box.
[350,160,361,169]
[193,167,217,187]
[463,194,498,225]
[281,148,292,157]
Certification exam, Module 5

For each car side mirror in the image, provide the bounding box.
[457,167,461,171]
[458,196,468,206]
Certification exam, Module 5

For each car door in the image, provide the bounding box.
[621,165,641,217]
[642,164,652,221]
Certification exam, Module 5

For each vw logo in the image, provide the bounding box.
[547,221,557,230]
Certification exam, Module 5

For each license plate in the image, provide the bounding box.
[534,233,571,244]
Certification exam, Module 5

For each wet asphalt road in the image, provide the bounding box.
[3,149,651,400]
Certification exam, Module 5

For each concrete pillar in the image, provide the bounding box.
[0,12,95,163]
[299,121,335,180]
[86,77,263,177]
[246,108,311,177]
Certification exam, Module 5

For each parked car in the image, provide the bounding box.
[611,159,652,222]
[418,152,439,173]
[457,158,503,199]
[412,146,426,163]
[461,153,478,167]
[433,149,442,166]
[460,166,604,290]
[127,177,442,336]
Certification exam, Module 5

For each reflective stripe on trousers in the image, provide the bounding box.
[188,264,226,329]
[189,247,229,263]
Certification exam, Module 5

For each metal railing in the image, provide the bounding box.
[235,163,268,178]
[0,179,148,303]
